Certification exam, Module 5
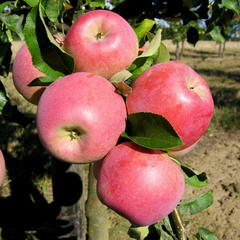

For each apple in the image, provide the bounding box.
[64,10,139,79]
[97,141,185,226]
[167,141,198,159]
[12,43,46,105]
[0,150,5,186]
[37,72,127,163]
[126,61,214,150]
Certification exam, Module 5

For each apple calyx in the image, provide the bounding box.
[63,127,85,141]
[95,31,105,41]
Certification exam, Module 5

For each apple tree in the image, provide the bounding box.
[0,0,239,240]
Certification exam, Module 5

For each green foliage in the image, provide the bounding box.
[126,28,170,85]
[122,112,184,150]
[128,225,149,240]
[0,81,7,115]
[24,3,74,84]
[210,26,225,43]
[86,0,105,9]
[181,165,208,188]
[133,18,156,44]
[196,227,219,240]
[219,0,240,16]
[154,220,178,240]
[155,42,170,64]
[45,0,65,23]
[0,14,24,40]
[178,191,213,216]
[23,0,39,7]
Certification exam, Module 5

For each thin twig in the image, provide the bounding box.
[171,208,187,240]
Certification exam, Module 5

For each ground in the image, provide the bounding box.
[0,40,240,240]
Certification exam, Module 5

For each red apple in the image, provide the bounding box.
[64,10,139,79]
[167,141,198,159]
[0,150,5,186]
[126,61,214,150]
[97,141,185,226]
[12,43,46,105]
[37,72,126,163]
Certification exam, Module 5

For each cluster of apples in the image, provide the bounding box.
[12,10,214,226]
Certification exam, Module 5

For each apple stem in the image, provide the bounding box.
[170,208,187,240]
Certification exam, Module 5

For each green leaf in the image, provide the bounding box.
[155,42,170,63]
[126,28,162,85]
[39,3,74,73]
[0,82,7,114]
[0,14,24,40]
[121,112,184,150]
[128,225,149,240]
[154,220,178,240]
[219,0,240,16]
[23,0,39,7]
[181,165,208,188]
[137,28,162,59]
[196,227,219,240]
[134,18,156,43]
[126,56,154,85]
[178,191,213,216]
[163,217,177,238]
[87,0,105,8]
[210,26,225,43]
[24,4,74,83]
[28,76,60,86]
[46,0,65,23]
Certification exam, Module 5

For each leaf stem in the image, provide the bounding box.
[170,208,187,240]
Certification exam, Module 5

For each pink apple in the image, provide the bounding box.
[12,43,46,105]
[97,141,185,226]
[37,72,127,163]
[167,141,198,159]
[126,61,214,150]
[0,150,5,186]
[64,10,139,79]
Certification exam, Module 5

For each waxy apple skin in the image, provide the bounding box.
[126,61,214,150]
[37,72,127,163]
[97,141,185,226]
[168,141,198,159]
[64,10,139,79]
[0,150,5,186]
[12,43,45,105]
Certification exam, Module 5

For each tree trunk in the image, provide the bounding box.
[86,164,109,240]
[218,42,223,58]
[52,160,87,240]
[221,41,226,58]
[175,42,180,60]
[179,40,184,59]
